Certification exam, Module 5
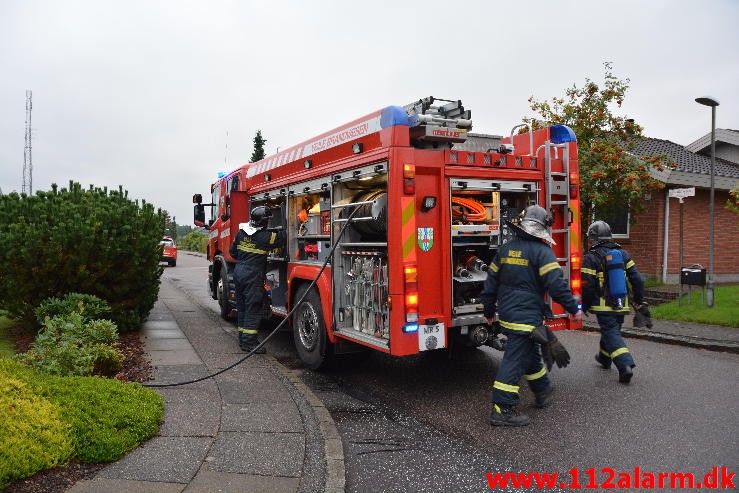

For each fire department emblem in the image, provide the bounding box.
[417,227,434,252]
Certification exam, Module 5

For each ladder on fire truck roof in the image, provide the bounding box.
[543,140,572,319]
[403,97,472,146]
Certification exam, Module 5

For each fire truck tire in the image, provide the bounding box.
[293,285,333,370]
[217,265,231,321]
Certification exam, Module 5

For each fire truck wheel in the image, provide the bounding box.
[293,285,333,370]
[217,265,231,321]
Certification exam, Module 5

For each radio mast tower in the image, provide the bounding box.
[22,90,33,194]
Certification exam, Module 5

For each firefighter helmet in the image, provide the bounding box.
[511,205,556,244]
[240,206,272,234]
[587,220,612,245]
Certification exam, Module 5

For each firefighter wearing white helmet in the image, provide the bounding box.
[582,220,645,384]
[229,206,285,353]
[481,205,582,427]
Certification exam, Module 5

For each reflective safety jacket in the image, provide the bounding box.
[581,241,644,314]
[229,228,286,281]
[481,235,579,334]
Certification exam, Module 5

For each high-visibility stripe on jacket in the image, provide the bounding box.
[481,235,579,328]
[229,228,286,280]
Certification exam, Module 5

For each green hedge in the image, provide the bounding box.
[0,358,163,488]
[179,231,208,253]
[0,182,166,332]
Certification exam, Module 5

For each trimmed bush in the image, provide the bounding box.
[0,358,163,487]
[35,293,112,325]
[0,182,166,331]
[0,375,74,489]
[15,312,123,377]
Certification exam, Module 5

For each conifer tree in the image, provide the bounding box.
[250,130,267,163]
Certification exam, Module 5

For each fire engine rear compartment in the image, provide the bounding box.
[447,179,538,337]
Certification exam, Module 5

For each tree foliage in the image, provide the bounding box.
[164,214,178,240]
[727,184,739,215]
[0,181,165,331]
[250,130,267,163]
[525,63,673,224]
[179,231,208,253]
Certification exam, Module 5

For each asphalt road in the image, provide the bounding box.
[166,253,739,492]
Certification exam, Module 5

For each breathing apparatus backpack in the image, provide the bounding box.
[602,249,628,309]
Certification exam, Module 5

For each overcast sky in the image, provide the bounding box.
[1,0,737,224]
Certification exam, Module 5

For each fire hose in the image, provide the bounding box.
[451,197,487,222]
[145,206,361,388]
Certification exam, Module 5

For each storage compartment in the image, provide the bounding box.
[448,179,537,325]
[336,251,389,339]
[289,190,331,263]
[331,163,389,343]
[250,193,288,311]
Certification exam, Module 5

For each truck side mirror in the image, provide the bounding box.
[194,204,205,226]
[193,193,203,204]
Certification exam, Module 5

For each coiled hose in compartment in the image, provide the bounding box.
[451,197,488,222]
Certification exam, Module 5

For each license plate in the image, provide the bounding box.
[418,323,445,351]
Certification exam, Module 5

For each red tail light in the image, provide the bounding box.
[404,264,418,322]
[403,164,416,195]
[570,254,582,310]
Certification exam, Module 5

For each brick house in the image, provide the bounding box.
[608,130,739,283]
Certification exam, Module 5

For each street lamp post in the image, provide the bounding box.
[695,96,720,307]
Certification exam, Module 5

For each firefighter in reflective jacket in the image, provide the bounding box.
[229,206,286,353]
[582,220,644,384]
[482,205,582,427]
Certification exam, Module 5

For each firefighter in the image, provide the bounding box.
[482,205,582,427]
[581,220,644,384]
[229,206,286,353]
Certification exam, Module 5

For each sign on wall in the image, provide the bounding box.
[668,187,696,199]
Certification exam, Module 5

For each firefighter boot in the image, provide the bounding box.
[595,353,611,370]
[490,404,530,427]
[618,365,634,384]
[534,385,555,409]
[239,331,266,354]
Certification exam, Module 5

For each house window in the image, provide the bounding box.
[595,203,630,238]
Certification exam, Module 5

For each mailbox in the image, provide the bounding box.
[681,265,706,286]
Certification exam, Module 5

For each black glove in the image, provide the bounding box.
[530,325,549,345]
[540,340,555,371]
[531,325,554,370]
[544,326,571,368]
[485,321,505,351]
[633,303,653,329]
[548,337,571,368]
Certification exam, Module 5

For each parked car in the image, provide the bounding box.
[160,236,178,267]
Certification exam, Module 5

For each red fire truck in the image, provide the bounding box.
[193,97,582,369]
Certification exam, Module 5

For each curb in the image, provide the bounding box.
[582,324,739,354]
[267,356,346,493]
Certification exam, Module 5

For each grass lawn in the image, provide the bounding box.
[651,285,739,328]
[0,311,15,358]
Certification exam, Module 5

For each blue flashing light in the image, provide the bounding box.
[381,106,414,128]
[577,304,582,310]
[403,323,419,333]
[550,124,577,144]
[217,171,227,178]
